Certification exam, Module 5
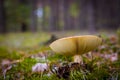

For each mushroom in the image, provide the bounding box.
[49,35,102,63]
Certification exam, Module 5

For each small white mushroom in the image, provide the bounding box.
[32,63,48,73]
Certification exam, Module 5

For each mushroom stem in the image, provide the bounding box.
[73,55,83,64]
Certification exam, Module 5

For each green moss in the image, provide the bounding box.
[0,32,120,80]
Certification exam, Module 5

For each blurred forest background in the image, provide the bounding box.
[0,0,120,79]
[0,0,120,33]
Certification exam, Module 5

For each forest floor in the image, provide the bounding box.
[0,31,120,80]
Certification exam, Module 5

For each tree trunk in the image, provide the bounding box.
[41,0,49,31]
[30,0,37,32]
[79,0,87,30]
[64,0,72,30]
[67,0,73,30]
[96,0,120,30]
[107,0,120,29]
[86,0,96,33]
[49,0,59,31]
[74,0,80,30]
[59,0,65,30]
[115,0,120,29]
[0,0,6,33]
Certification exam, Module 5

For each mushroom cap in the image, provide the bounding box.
[49,35,102,56]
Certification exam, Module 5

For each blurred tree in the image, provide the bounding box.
[42,0,51,31]
[5,0,31,32]
[1,0,120,32]
[30,0,38,32]
[78,0,96,32]
[59,0,64,30]
[86,0,96,33]
[64,0,72,30]
[49,0,59,31]
[78,0,87,30]
[41,0,46,30]
[21,22,28,32]
[0,0,6,33]
[69,0,79,30]
[19,0,29,4]
[95,0,120,30]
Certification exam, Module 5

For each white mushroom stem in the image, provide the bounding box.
[73,55,83,64]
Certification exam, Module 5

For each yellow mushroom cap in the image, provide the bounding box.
[49,35,102,56]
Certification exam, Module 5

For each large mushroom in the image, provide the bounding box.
[49,35,102,63]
